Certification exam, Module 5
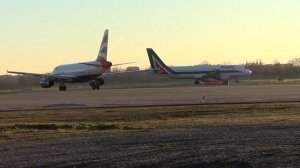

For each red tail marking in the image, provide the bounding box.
[100,58,112,69]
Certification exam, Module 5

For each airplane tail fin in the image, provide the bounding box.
[146,48,174,74]
[96,29,109,62]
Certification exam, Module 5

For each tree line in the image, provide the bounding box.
[245,58,300,79]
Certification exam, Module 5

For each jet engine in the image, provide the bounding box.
[39,77,54,88]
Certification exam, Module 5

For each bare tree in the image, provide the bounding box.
[222,61,232,65]
[200,60,210,65]
[111,66,123,72]
[288,57,300,66]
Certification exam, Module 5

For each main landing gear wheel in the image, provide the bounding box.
[194,80,200,85]
[59,85,67,91]
[89,79,104,90]
[89,81,97,90]
[223,80,229,85]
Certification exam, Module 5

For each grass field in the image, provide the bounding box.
[0,102,299,133]
[2,78,300,93]
[0,102,299,167]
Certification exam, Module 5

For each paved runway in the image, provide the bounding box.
[0,84,300,111]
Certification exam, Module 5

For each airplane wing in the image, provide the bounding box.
[7,70,75,82]
[8,69,155,82]
[98,69,154,78]
[7,70,45,77]
[79,62,136,67]
[111,62,136,66]
[198,70,221,80]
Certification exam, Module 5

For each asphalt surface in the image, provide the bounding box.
[0,84,300,111]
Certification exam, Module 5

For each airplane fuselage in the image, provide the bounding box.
[52,62,107,83]
[167,65,251,80]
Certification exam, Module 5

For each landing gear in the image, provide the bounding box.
[59,85,67,91]
[89,78,105,90]
[194,80,200,85]
[223,80,229,85]
[89,81,97,90]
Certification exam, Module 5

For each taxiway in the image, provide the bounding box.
[0,84,300,111]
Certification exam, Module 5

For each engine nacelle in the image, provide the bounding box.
[39,77,54,88]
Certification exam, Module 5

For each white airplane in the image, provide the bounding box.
[7,30,141,91]
[147,48,252,85]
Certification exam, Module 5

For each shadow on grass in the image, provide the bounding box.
[0,123,132,131]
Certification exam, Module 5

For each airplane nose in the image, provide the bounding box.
[246,69,252,75]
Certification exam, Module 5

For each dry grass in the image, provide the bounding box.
[0,102,299,167]
[0,102,299,135]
